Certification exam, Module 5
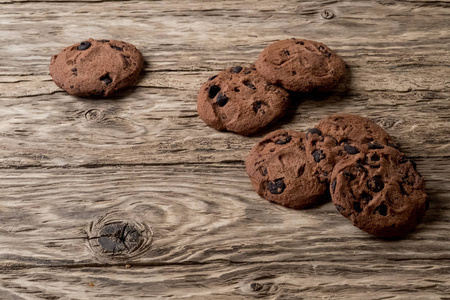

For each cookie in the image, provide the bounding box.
[197,65,290,135]
[255,38,346,92]
[50,39,144,97]
[330,145,427,237]
[305,114,396,182]
[245,129,328,209]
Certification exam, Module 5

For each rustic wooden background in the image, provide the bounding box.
[0,0,449,299]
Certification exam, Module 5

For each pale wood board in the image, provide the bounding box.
[0,0,449,299]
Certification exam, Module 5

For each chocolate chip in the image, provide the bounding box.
[331,179,336,193]
[318,45,326,54]
[244,70,252,74]
[231,66,243,73]
[370,154,380,162]
[258,166,268,176]
[312,149,325,163]
[216,93,229,107]
[100,74,112,85]
[78,41,91,51]
[97,39,110,43]
[246,83,256,90]
[282,50,290,56]
[335,205,344,212]
[344,144,360,155]
[368,142,384,149]
[253,101,264,113]
[110,45,123,51]
[296,41,304,45]
[343,171,355,180]
[208,75,218,81]
[208,85,221,99]
[71,68,77,76]
[374,204,387,216]
[361,192,373,203]
[399,184,408,195]
[367,176,384,192]
[353,202,362,213]
[267,178,286,194]
[306,128,322,140]
[275,135,291,145]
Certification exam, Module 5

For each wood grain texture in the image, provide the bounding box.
[0,0,449,299]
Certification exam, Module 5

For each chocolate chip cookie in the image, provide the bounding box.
[255,38,346,92]
[50,39,144,97]
[330,145,427,237]
[305,114,396,182]
[245,129,328,209]
[197,65,290,136]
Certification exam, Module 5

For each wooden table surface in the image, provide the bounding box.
[0,0,449,299]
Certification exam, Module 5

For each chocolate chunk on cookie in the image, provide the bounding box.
[255,38,346,92]
[50,39,143,97]
[245,129,328,209]
[305,114,395,182]
[197,65,290,136]
[330,146,427,237]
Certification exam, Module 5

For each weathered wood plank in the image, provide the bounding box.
[0,163,448,268]
[1,262,449,299]
[0,86,448,168]
[0,0,449,75]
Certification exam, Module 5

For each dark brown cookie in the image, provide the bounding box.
[305,114,396,182]
[245,129,328,209]
[50,39,144,97]
[197,65,290,136]
[255,38,346,92]
[330,145,427,237]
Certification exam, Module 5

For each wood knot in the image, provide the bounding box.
[87,213,153,261]
[242,282,279,295]
[250,282,263,291]
[321,10,334,19]
[98,222,141,253]
[84,109,104,121]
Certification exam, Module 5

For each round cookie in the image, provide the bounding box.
[197,65,290,136]
[245,129,328,209]
[330,145,427,237]
[255,38,346,92]
[50,39,144,97]
[305,114,396,182]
